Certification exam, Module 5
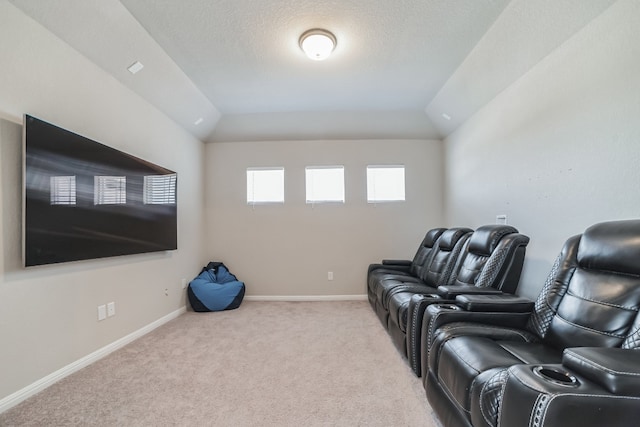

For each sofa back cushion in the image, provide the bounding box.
[445,225,529,293]
[420,227,472,285]
[527,220,640,349]
[410,228,447,277]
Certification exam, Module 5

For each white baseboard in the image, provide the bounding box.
[245,295,367,301]
[0,306,186,414]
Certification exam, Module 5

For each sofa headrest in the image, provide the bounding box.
[423,228,447,248]
[438,227,473,251]
[468,225,519,256]
[578,220,640,276]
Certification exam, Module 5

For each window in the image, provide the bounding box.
[367,165,405,202]
[305,166,345,203]
[94,176,126,205]
[144,174,177,204]
[50,176,76,205]
[247,168,284,204]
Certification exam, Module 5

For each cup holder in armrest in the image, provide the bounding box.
[434,303,461,311]
[533,366,580,387]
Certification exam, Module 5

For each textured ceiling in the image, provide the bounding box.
[119,0,509,114]
[8,0,618,142]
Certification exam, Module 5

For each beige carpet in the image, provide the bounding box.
[0,301,440,426]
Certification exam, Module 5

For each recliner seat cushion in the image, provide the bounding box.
[437,336,564,414]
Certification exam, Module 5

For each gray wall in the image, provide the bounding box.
[205,139,444,297]
[444,0,640,299]
[0,3,207,402]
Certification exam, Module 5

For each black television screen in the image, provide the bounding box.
[23,115,177,267]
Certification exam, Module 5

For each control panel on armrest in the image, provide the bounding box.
[436,285,503,299]
[562,347,640,396]
[454,294,534,312]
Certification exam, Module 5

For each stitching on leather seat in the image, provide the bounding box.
[409,299,424,371]
[555,314,625,338]
[531,394,550,427]
[479,369,509,427]
[565,289,640,311]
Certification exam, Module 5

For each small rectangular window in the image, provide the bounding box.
[94,176,126,205]
[306,166,345,203]
[50,176,76,205]
[247,168,284,204]
[367,165,405,202]
[144,174,177,204]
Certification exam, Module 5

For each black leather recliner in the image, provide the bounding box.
[371,227,473,327]
[402,225,529,376]
[367,227,447,309]
[370,225,529,366]
[423,219,640,427]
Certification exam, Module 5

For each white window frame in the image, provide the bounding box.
[94,176,127,205]
[305,166,345,204]
[367,165,405,203]
[246,167,285,205]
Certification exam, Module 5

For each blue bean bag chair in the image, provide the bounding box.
[187,262,245,312]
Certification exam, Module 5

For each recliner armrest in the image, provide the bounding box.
[367,262,411,275]
[562,347,640,396]
[455,294,534,312]
[436,285,503,299]
[382,259,412,266]
[423,303,531,343]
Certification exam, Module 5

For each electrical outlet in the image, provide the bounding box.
[97,305,106,321]
[164,288,169,296]
[181,278,187,289]
[496,214,507,225]
[328,271,334,281]
[107,302,115,317]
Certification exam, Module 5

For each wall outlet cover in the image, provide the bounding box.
[107,302,115,317]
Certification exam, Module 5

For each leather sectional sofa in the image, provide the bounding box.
[368,224,530,375]
[368,219,640,427]
[422,219,640,427]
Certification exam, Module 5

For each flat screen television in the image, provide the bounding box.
[23,115,177,267]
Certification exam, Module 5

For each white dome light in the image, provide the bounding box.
[299,29,336,61]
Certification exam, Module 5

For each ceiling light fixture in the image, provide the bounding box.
[299,29,336,61]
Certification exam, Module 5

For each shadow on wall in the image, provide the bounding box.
[517,257,553,300]
[0,118,23,275]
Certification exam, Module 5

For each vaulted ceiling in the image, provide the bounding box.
[10,0,617,142]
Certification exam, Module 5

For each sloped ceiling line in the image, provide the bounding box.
[9,0,615,143]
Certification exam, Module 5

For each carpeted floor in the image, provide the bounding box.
[0,301,441,426]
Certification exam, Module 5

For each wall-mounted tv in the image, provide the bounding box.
[23,115,177,267]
